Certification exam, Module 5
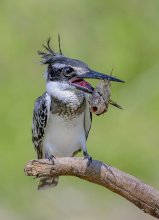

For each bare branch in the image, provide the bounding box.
[24,157,159,219]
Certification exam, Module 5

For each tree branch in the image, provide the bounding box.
[24,157,159,219]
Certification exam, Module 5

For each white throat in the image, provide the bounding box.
[46,81,78,102]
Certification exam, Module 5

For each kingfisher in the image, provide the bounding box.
[32,38,124,190]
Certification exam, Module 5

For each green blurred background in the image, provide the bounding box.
[0,0,159,219]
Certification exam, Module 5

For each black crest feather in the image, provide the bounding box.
[38,37,63,64]
[58,34,63,55]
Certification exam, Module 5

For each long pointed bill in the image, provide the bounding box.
[77,70,125,83]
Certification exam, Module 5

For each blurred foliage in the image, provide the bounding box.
[0,0,159,219]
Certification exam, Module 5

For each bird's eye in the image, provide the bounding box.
[63,67,74,76]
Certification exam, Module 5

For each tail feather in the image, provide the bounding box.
[38,177,59,190]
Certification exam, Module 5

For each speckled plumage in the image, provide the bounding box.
[32,89,91,159]
[50,91,85,119]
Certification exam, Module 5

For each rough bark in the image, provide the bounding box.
[24,157,159,219]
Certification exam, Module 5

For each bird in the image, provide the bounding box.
[32,38,124,190]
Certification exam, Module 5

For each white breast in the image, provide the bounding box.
[43,113,86,157]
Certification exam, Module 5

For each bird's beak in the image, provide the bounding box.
[77,70,125,83]
[70,70,124,94]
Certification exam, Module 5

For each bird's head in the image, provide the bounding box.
[38,38,124,94]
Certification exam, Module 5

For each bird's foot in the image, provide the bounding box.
[45,154,56,165]
[83,151,92,166]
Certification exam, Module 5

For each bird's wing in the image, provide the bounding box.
[84,94,92,140]
[32,92,51,159]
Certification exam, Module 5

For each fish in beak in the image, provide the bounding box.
[70,69,124,94]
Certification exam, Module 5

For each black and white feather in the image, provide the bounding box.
[32,92,51,159]
[84,94,92,140]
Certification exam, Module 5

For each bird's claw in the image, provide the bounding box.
[83,152,92,166]
[46,154,56,165]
